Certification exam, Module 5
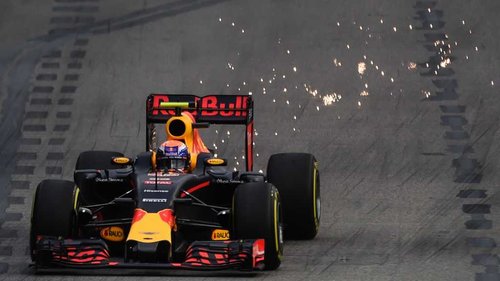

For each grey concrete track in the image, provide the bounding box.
[1,0,500,280]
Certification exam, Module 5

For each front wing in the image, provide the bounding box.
[33,237,265,271]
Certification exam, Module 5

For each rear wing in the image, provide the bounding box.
[146,94,254,171]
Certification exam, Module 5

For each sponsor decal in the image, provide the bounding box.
[95,178,123,183]
[100,226,124,242]
[151,95,249,118]
[140,231,158,235]
[148,177,170,181]
[207,158,225,165]
[216,179,243,184]
[147,172,179,177]
[142,198,167,203]
[144,180,172,185]
[211,229,230,241]
[112,157,131,165]
[165,146,178,154]
[159,209,175,227]
[144,189,169,193]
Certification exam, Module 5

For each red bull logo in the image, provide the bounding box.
[151,95,249,118]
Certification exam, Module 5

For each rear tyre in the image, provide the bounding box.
[30,179,79,261]
[232,182,283,270]
[74,150,125,204]
[267,153,320,240]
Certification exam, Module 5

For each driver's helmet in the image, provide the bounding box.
[156,140,190,171]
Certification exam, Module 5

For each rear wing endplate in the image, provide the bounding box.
[146,94,254,171]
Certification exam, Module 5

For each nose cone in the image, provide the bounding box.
[126,208,174,262]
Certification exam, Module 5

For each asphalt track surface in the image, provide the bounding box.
[1,0,500,280]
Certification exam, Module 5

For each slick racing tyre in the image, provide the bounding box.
[74,150,125,204]
[30,179,79,261]
[232,182,283,270]
[267,153,320,240]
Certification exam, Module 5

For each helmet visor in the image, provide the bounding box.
[158,156,187,170]
[170,158,187,170]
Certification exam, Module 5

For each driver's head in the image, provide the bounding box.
[156,140,190,172]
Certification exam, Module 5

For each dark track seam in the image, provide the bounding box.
[0,0,99,274]
[413,1,496,280]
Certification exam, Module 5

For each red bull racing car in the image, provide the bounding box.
[30,94,320,272]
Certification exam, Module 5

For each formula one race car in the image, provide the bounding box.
[30,94,320,272]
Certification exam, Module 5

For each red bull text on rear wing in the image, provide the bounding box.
[146,94,254,171]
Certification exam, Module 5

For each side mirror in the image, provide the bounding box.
[112,157,134,165]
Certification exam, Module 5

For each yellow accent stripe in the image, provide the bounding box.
[160,102,190,109]
[273,194,279,255]
[73,187,80,211]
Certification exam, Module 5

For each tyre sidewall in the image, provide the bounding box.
[267,153,320,240]
[233,182,283,270]
[30,179,79,261]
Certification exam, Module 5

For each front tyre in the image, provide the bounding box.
[232,182,283,270]
[30,179,79,261]
[267,153,320,240]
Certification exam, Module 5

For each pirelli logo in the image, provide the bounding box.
[142,198,167,203]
